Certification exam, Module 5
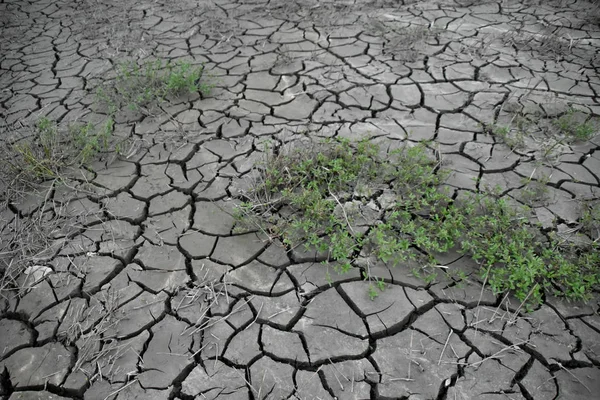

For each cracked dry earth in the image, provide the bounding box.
[2,0,600,399]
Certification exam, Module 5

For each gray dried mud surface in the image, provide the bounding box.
[1,0,600,399]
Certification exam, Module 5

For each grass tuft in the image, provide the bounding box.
[96,59,211,114]
[552,108,597,141]
[1,117,114,189]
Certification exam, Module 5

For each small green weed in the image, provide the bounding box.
[447,268,469,288]
[519,174,550,206]
[364,272,387,300]
[237,137,599,307]
[486,123,526,150]
[488,108,597,158]
[579,200,600,241]
[97,59,210,113]
[6,117,114,182]
[552,108,596,141]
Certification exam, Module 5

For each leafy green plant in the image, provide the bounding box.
[519,174,550,205]
[363,271,388,300]
[7,117,114,182]
[460,196,542,302]
[236,137,599,307]
[580,200,600,240]
[486,123,526,150]
[447,269,469,288]
[69,118,114,164]
[464,195,599,305]
[552,108,596,141]
[97,59,210,113]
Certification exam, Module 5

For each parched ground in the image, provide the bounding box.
[1,0,600,399]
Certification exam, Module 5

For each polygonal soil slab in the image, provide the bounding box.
[137,315,194,388]
[181,360,248,399]
[372,329,470,398]
[0,319,33,360]
[0,343,72,389]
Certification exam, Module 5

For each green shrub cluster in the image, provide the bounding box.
[237,137,599,306]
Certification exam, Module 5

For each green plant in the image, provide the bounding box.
[97,59,210,113]
[363,271,387,300]
[447,269,469,288]
[519,174,550,205]
[236,138,444,265]
[70,118,114,164]
[488,106,597,158]
[579,200,600,241]
[236,137,599,307]
[486,123,526,150]
[0,116,117,299]
[460,196,544,303]
[552,108,596,141]
[6,117,114,183]
[462,195,600,306]
[11,117,59,179]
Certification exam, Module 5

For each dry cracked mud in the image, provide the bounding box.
[1,0,600,399]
